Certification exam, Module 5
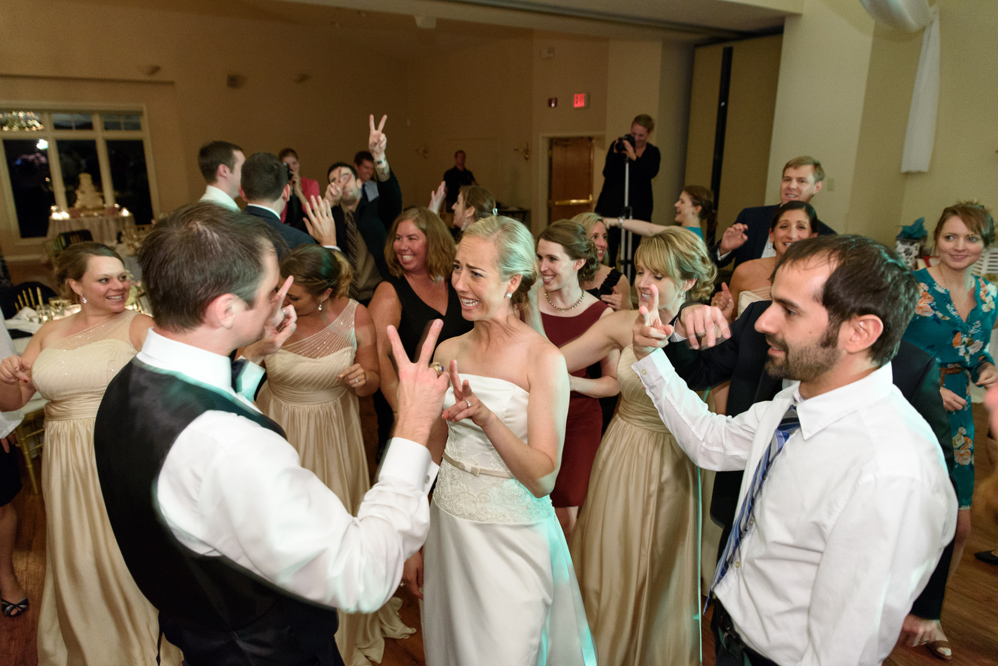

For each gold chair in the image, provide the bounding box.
[15,408,45,494]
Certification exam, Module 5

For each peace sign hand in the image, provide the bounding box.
[441,360,493,428]
[632,284,672,360]
[388,319,450,445]
[368,114,388,162]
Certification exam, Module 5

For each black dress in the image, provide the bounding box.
[585,268,623,301]
[387,274,472,361]
[374,274,473,461]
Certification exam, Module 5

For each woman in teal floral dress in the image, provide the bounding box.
[903,202,997,584]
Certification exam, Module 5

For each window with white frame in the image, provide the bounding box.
[1,109,155,240]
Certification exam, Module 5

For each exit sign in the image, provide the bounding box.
[573,93,589,109]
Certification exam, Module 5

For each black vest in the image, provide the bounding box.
[94,359,343,666]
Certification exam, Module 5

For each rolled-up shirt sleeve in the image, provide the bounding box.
[157,411,437,613]
[632,348,759,471]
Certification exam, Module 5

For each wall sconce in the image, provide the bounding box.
[415,144,429,160]
[514,142,530,161]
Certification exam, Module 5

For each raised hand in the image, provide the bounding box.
[323,181,342,206]
[676,303,732,350]
[368,114,388,162]
[243,276,297,363]
[441,360,493,428]
[428,181,446,214]
[0,355,31,385]
[389,319,451,445]
[632,284,672,360]
[303,195,338,247]
[719,223,749,255]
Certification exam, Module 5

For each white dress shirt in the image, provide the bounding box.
[633,351,956,665]
[200,185,240,211]
[144,330,438,613]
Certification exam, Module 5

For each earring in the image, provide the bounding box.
[504,292,512,299]
[318,302,323,311]
[81,296,87,304]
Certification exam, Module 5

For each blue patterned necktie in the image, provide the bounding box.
[708,401,800,600]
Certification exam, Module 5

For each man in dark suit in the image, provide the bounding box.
[669,299,957,655]
[715,156,835,269]
[240,152,334,255]
[325,115,403,304]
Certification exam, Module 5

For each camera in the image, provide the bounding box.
[614,134,636,153]
[284,162,294,183]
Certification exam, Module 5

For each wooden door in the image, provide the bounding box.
[548,137,593,224]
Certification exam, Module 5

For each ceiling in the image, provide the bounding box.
[60,0,798,45]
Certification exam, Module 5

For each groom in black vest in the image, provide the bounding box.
[94,202,449,665]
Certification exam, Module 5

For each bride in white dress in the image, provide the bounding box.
[404,216,597,666]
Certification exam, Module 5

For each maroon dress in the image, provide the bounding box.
[543,300,609,508]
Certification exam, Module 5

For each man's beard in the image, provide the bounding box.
[764,327,839,382]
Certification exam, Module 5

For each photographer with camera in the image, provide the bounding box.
[278,148,321,232]
[595,114,660,268]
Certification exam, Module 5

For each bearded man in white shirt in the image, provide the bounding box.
[632,234,957,665]
[93,202,449,665]
[198,140,245,211]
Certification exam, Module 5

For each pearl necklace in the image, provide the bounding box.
[545,288,585,312]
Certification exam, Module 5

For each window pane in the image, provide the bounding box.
[52,113,94,130]
[1,111,45,132]
[103,113,141,131]
[2,139,54,238]
[106,140,153,225]
[57,140,104,210]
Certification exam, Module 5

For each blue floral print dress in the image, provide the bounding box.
[903,267,998,508]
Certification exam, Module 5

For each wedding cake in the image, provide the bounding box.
[73,173,105,210]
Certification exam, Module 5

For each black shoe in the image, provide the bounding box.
[973,550,998,565]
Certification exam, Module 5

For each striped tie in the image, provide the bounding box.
[343,210,360,299]
[708,402,800,601]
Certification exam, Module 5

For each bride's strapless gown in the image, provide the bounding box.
[31,311,181,666]
[256,300,413,666]
[570,346,699,665]
[422,375,597,666]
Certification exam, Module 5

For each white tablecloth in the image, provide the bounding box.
[48,213,133,245]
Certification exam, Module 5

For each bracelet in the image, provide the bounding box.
[375,158,387,166]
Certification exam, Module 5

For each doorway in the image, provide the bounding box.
[547,137,593,225]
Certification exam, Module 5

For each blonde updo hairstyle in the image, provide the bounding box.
[633,227,717,303]
[460,215,537,309]
[538,220,599,286]
[55,241,125,303]
[280,245,352,300]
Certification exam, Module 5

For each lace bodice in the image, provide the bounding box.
[433,375,555,524]
[263,301,357,404]
[32,310,139,421]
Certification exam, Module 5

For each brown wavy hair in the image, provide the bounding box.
[932,200,995,249]
[280,244,352,300]
[384,207,456,280]
[56,241,124,302]
[538,220,599,285]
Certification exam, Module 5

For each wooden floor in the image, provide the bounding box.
[3,399,998,665]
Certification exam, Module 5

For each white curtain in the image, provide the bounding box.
[901,6,941,173]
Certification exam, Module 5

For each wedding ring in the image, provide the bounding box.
[430,362,444,377]
[465,399,471,409]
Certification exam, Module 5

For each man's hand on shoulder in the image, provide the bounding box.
[390,319,450,445]
[676,303,731,350]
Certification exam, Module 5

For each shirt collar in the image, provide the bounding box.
[245,203,282,219]
[204,185,239,211]
[794,362,895,439]
[137,329,234,395]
